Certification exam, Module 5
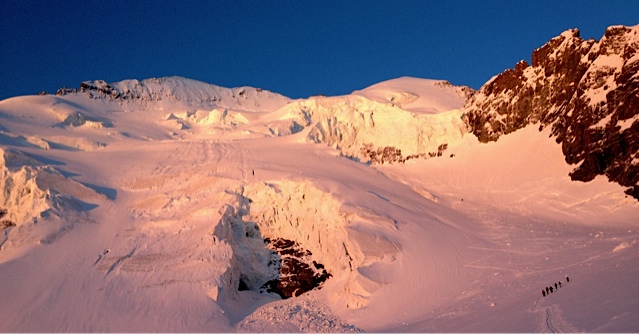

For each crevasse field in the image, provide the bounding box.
[0,77,637,332]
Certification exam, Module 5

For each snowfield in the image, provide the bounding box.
[0,76,637,332]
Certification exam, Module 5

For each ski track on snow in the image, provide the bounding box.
[104,246,137,277]
[528,287,580,333]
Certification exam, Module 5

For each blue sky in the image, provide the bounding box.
[1,1,637,100]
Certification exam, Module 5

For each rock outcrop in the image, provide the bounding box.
[55,76,291,112]
[463,25,639,199]
[261,237,332,299]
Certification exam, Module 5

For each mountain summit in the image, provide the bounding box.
[56,76,291,112]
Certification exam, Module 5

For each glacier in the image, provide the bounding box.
[0,74,637,332]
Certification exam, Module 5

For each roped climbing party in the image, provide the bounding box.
[542,276,569,297]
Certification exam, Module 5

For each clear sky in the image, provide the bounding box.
[1,1,637,100]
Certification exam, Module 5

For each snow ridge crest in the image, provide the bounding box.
[54,76,291,112]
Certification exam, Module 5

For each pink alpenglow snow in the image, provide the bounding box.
[1,25,638,333]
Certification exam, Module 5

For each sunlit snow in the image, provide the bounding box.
[0,76,637,332]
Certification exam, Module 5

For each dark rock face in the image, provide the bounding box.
[58,79,175,101]
[0,208,15,230]
[358,143,449,164]
[260,237,331,299]
[464,25,639,200]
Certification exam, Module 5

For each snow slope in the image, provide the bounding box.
[0,76,637,332]
[352,76,473,114]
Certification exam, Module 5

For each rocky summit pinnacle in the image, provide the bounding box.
[463,24,639,200]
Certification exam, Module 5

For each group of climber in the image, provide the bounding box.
[542,276,569,297]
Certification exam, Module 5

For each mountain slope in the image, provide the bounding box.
[55,76,291,112]
[464,24,639,199]
[352,76,473,114]
[0,28,638,332]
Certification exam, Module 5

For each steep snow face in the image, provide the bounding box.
[382,125,638,226]
[278,85,467,163]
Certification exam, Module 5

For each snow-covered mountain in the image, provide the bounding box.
[56,76,291,112]
[464,24,639,200]
[0,25,638,332]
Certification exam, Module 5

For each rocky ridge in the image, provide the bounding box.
[53,76,291,112]
[463,24,639,199]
